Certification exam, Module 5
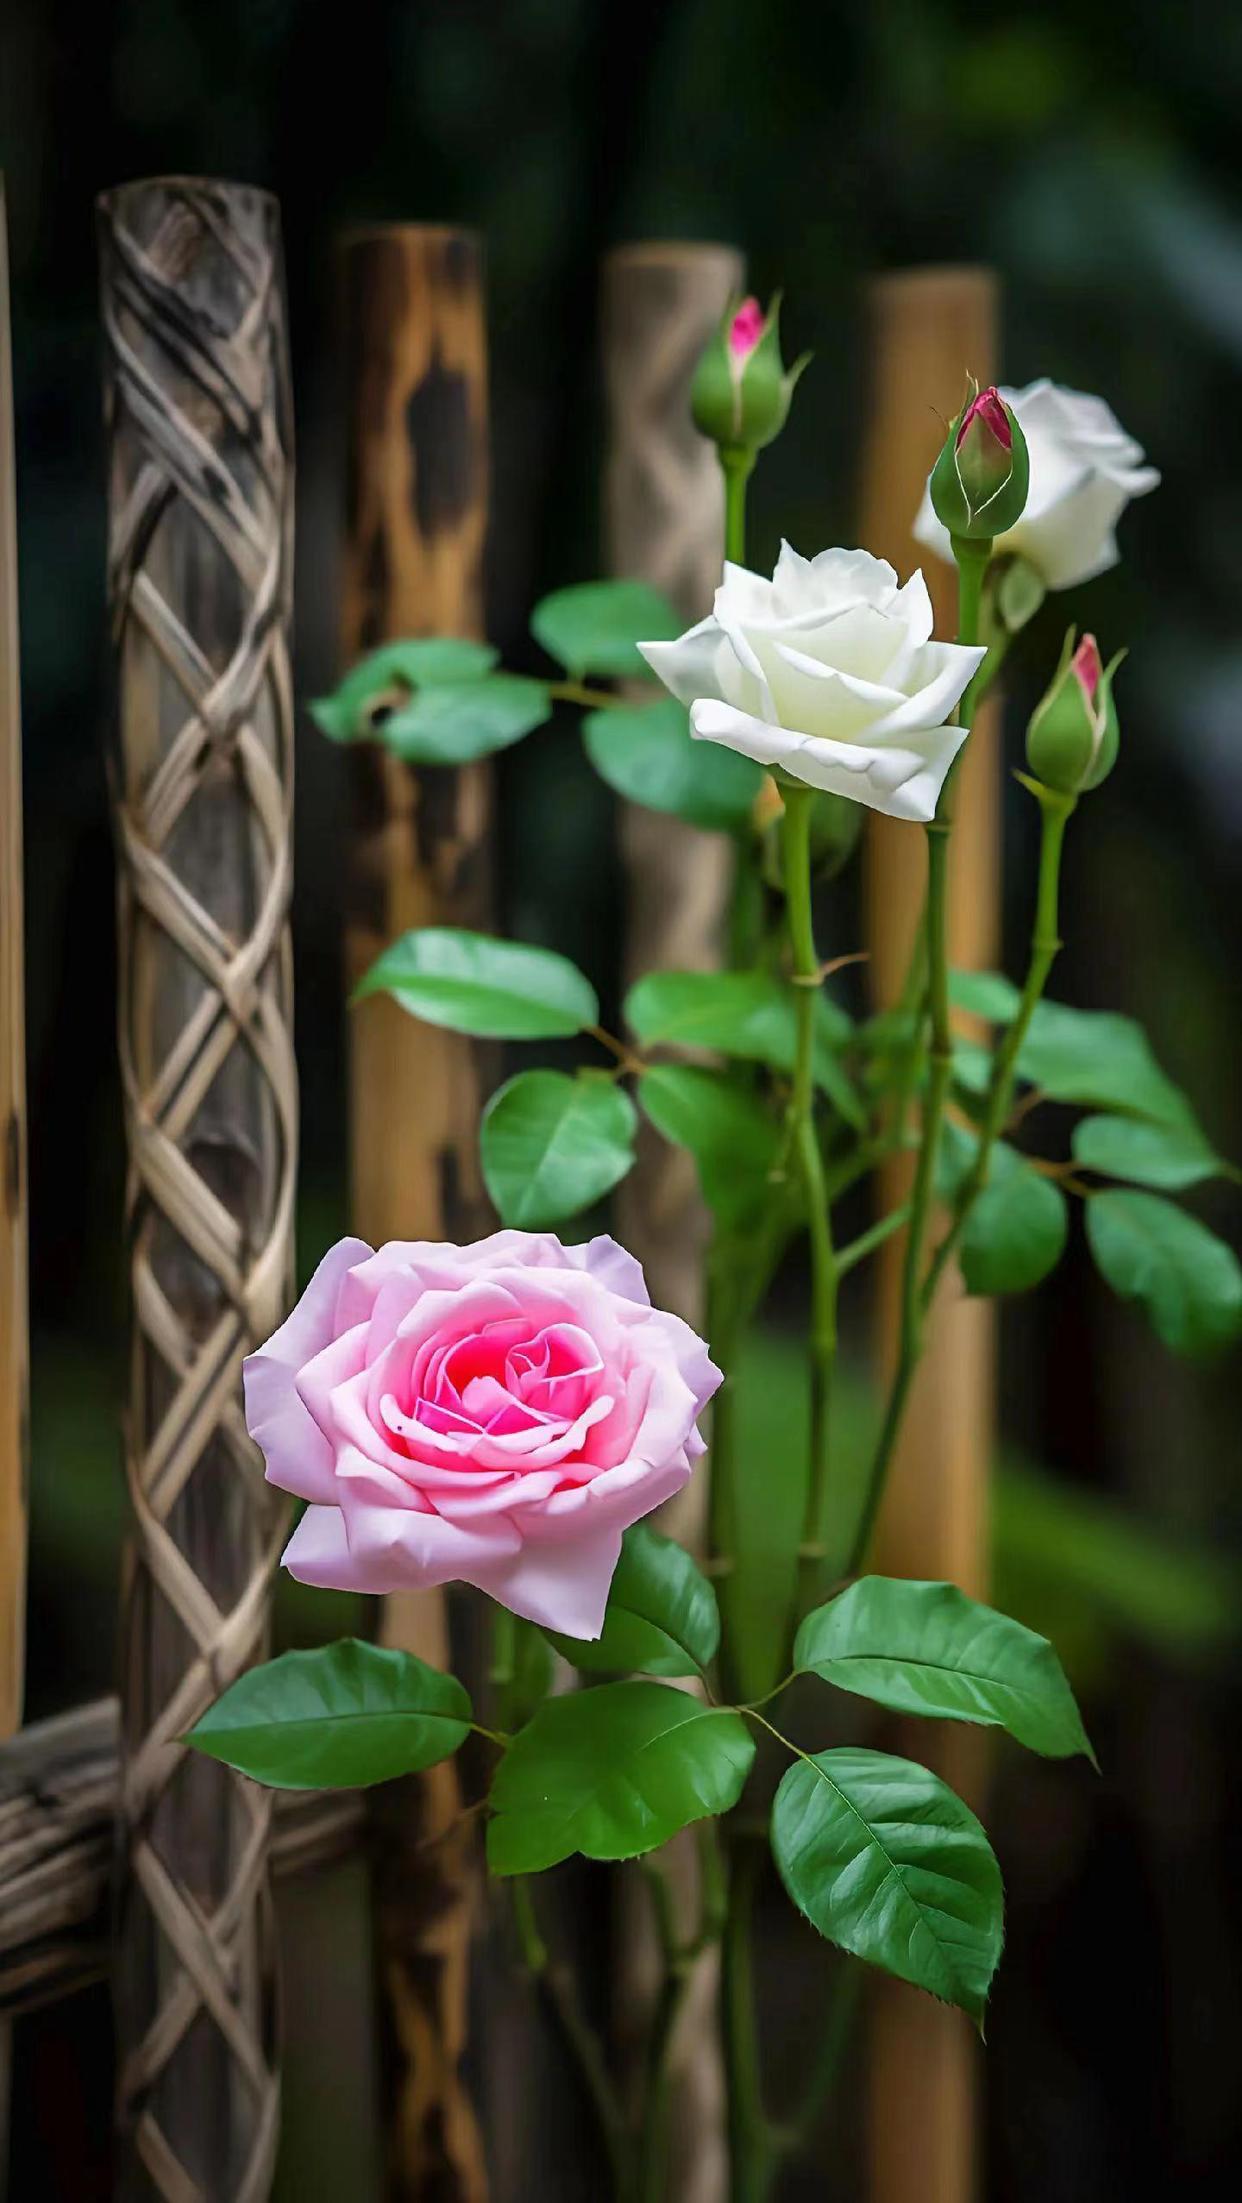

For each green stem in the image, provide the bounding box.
[923,782,1076,1306]
[721,447,756,565]
[722,1841,775,2203]
[781,787,839,1625]
[511,1879,631,2200]
[847,536,990,1576]
[547,677,626,711]
[836,1203,911,1277]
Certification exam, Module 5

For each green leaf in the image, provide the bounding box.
[637,1065,781,1230]
[1086,1190,1242,1356]
[949,969,1022,1024]
[311,638,499,740]
[1017,1002,1198,1128]
[486,1681,754,1874]
[532,579,682,680]
[996,555,1046,635]
[951,1037,994,1097]
[625,971,861,1124]
[583,697,764,830]
[354,928,598,1039]
[960,1165,1068,1295]
[481,1070,636,1227]
[544,1523,720,1677]
[380,674,551,765]
[1072,1114,1225,1192]
[186,1639,472,1790]
[795,1577,1094,1760]
[770,1747,1004,2026]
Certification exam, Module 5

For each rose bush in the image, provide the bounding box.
[914,378,1159,589]
[638,543,985,823]
[244,1228,720,1638]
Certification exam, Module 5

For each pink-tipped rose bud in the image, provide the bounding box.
[930,378,1029,541]
[1026,628,1124,796]
[1071,632,1102,706]
[691,291,810,459]
[729,297,766,361]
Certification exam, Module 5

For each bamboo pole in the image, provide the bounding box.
[601,240,743,2203]
[98,176,296,2201]
[337,223,491,2203]
[0,175,28,2203]
[858,266,999,2203]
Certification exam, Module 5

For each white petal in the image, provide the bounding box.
[689,699,967,823]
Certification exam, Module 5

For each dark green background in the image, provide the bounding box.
[4,0,1241,2194]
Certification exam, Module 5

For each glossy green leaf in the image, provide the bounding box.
[1072,1113,1225,1191]
[949,968,1022,1024]
[481,1070,636,1227]
[311,638,499,740]
[1086,1190,1242,1356]
[961,1165,1068,1295]
[795,1577,1094,1760]
[1017,1002,1198,1128]
[544,1522,720,1677]
[637,1065,781,1229]
[379,674,550,764]
[487,1682,754,1874]
[186,1639,472,1790]
[625,971,860,1124]
[532,579,682,679]
[770,1747,1004,2026]
[583,698,764,830]
[354,928,598,1039]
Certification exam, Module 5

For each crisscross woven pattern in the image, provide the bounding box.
[99,176,295,2203]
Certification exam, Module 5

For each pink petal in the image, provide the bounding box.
[243,1236,372,1502]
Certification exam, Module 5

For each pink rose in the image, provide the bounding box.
[244,1230,721,1639]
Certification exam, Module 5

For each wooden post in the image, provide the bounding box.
[601,241,743,2203]
[0,175,29,2203]
[858,267,999,2203]
[602,241,741,1352]
[337,223,491,2203]
[98,177,296,2201]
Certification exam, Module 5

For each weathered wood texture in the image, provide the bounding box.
[859,265,999,2203]
[338,224,492,2203]
[601,240,743,2203]
[98,176,296,2202]
[0,1701,363,2020]
[602,241,740,1351]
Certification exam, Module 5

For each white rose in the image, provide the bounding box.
[914,379,1160,590]
[638,543,985,826]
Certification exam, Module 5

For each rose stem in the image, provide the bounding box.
[721,446,755,565]
[921,779,1076,1306]
[846,533,990,1575]
[781,784,839,1626]
[510,1878,632,2198]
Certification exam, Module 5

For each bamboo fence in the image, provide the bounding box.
[860,264,1000,2203]
[338,222,493,2203]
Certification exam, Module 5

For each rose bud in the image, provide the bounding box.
[690,292,811,458]
[929,379,1030,543]
[1025,630,1124,796]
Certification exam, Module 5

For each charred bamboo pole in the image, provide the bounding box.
[0,174,29,2201]
[338,223,491,2203]
[601,240,744,2203]
[98,176,296,2201]
[859,265,999,2203]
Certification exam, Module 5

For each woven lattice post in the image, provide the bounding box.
[338,223,491,2203]
[98,176,296,2201]
[602,240,744,2203]
[859,266,999,2203]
